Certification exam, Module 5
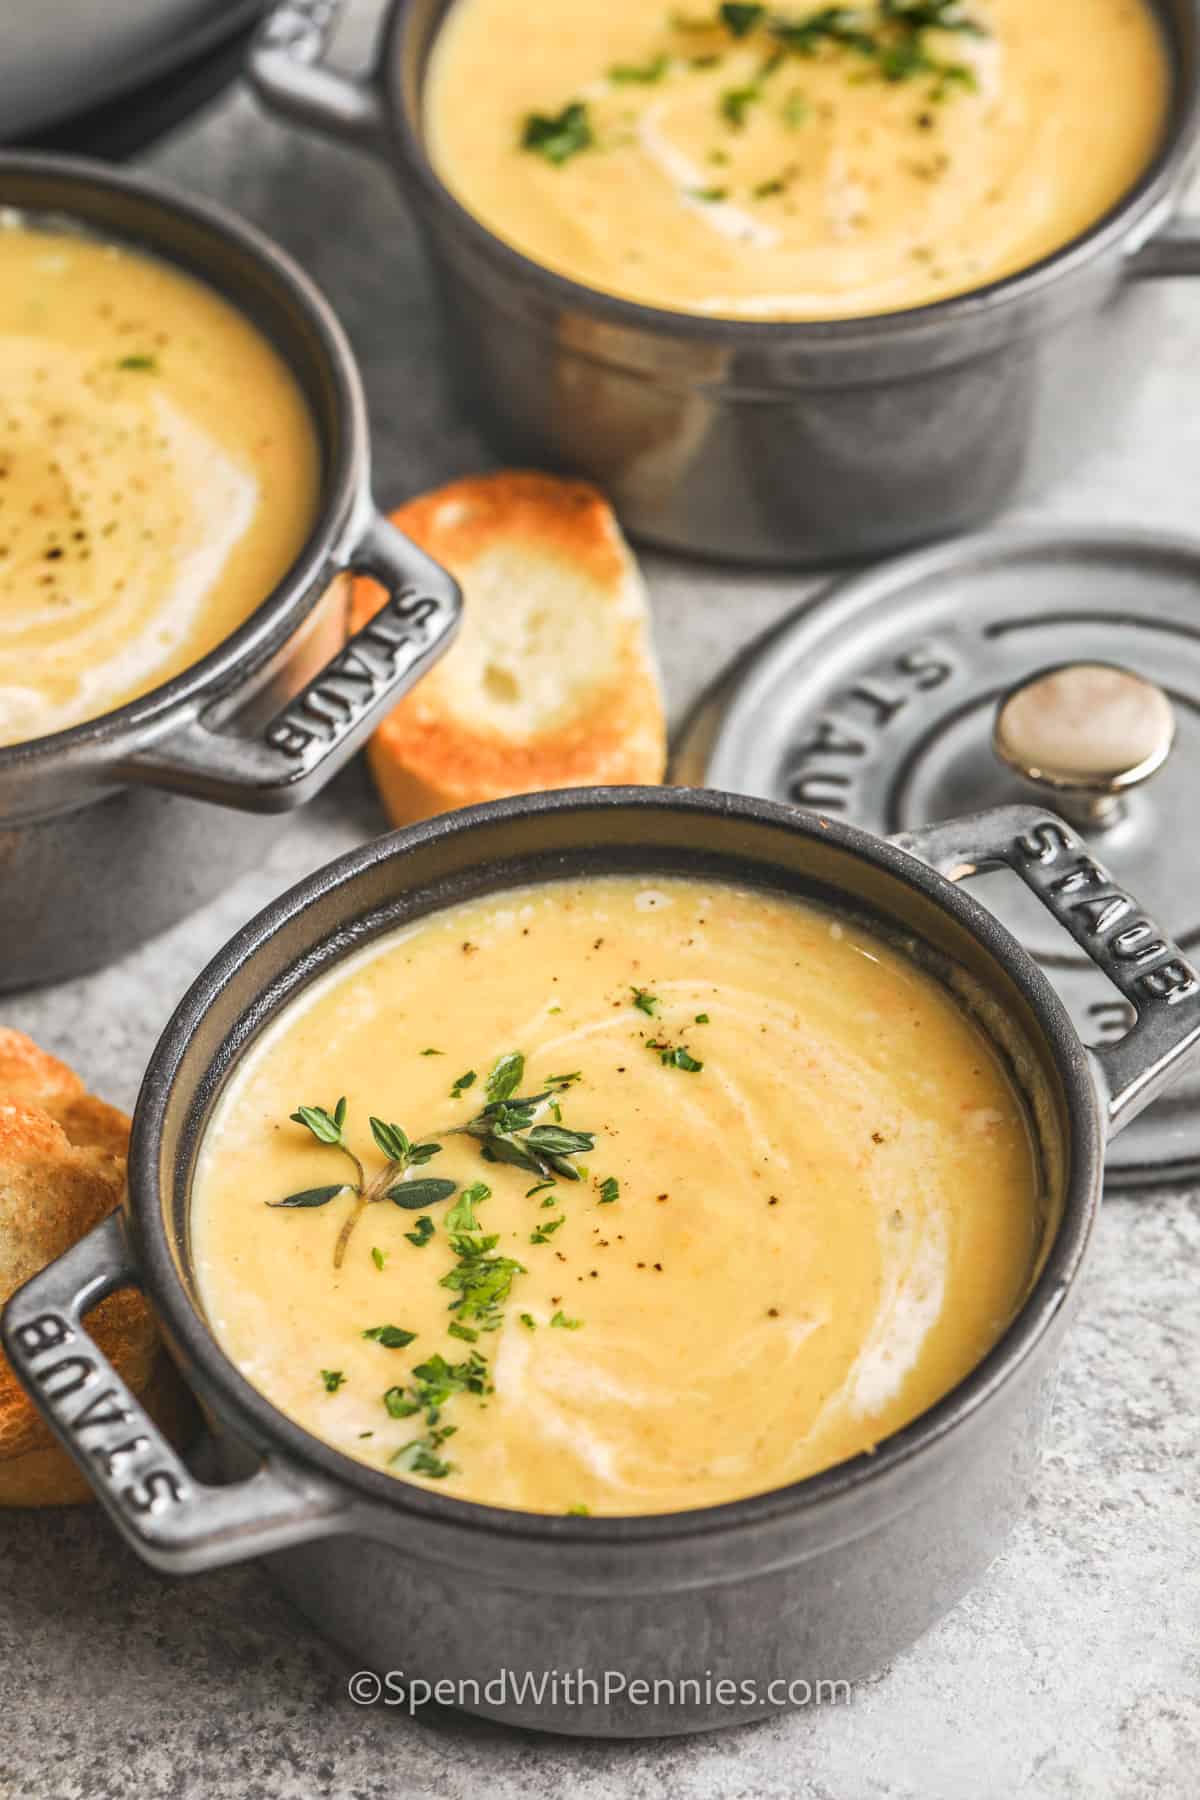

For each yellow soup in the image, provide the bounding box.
[426,0,1168,320]
[192,876,1044,1516]
[0,222,320,745]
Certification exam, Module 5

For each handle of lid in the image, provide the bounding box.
[891,805,1200,1139]
[248,0,389,158]
[993,661,1175,832]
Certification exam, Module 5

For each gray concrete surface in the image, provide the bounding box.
[1,11,1198,1795]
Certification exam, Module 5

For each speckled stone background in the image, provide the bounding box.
[2,7,1199,1795]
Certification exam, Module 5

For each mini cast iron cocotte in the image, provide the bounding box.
[0,152,462,991]
[6,788,1200,1737]
[249,0,1200,563]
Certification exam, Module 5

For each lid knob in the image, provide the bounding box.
[993,661,1175,830]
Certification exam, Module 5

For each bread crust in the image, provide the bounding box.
[351,471,666,824]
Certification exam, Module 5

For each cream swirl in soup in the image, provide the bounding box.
[0,222,319,745]
[191,877,1042,1516]
[425,0,1168,319]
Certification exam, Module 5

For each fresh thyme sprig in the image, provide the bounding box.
[270,1058,596,1268]
[269,1099,456,1269]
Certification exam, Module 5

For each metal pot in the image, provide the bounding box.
[248,0,1200,565]
[0,152,461,991]
[6,788,1199,1737]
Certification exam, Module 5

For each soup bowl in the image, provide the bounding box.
[249,0,1200,565]
[0,151,461,991]
[5,787,1200,1736]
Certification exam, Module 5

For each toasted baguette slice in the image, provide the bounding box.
[350,471,666,825]
[0,1032,196,1506]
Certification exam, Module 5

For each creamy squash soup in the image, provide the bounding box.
[192,876,1043,1515]
[425,0,1168,319]
[0,221,320,745]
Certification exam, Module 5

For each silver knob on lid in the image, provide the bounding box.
[993,661,1175,830]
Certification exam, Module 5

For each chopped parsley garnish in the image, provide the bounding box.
[551,1310,583,1330]
[566,1502,591,1515]
[445,1181,491,1233]
[448,1321,479,1343]
[384,1351,490,1423]
[598,1176,620,1205]
[720,1,765,34]
[405,1215,435,1248]
[117,353,158,371]
[521,101,593,165]
[631,987,660,1016]
[520,1312,537,1329]
[450,1069,477,1099]
[371,1247,387,1271]
[390,1425,457,1479]
[694,1012,711,1024]
[420,1048,444,1056]
[362,1324,417,1349]
[526,1179,557,1199]
[610,52,671,82]
[720,83,760,127]
[646,1038,705,1073]
[441,1234,525,1332]
[319,1369,346,1393]
[530,1215,566,1245]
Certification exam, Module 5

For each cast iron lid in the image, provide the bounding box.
[672,527,1200,1188]
[0,0,263,155]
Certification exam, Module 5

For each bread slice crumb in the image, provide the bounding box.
[350,471,666,825]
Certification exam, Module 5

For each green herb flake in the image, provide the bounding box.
[551,1310,583,1330]
[450,1069,477,1099]
[362,1324,418,1349]
[530,1215,566,1245]
[319,1369,346,1393]
[420,1048,445,1056]
[720,83,760,128]
[448,1321,479,1343]
[631,987,659,1016]
[720,1,765,35]
[371,1246,387,1271]
[520,1312,537,1330]
[445,1181,491,1234]
[566,1502,591,1515]
[405,1215,435,1248]
[390,1425,458,1480]
[521,101,593,166]
[694,1012,711,1024]
[598,1176,620,1205]
[116,353,158,372]
[609,52,670,83]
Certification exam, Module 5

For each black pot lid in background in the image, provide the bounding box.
[671,527,1200,1187]
[0,0,263,158]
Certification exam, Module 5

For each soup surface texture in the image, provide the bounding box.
[425,0,1167,319]
[192,877,1042,1516]
[0,222,320,745]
